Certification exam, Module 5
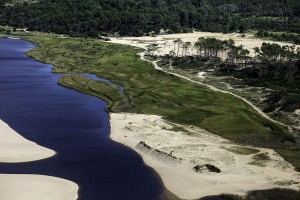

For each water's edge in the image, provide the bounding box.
[22,38,183,200]
[0,36,223,200]
[24,37,224,200]
[0,38,165,200]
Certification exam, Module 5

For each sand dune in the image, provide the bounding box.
[110,113,300,199]
[109,31,300,57]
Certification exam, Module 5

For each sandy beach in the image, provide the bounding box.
[0,119,78,200]
[110,113,300,199]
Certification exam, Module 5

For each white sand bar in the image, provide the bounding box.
[0,120,78,200]
[0,119,55,162]
[110,113,300,199]
[0,174,78,200]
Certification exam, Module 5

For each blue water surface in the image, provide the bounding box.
[0,38,165,200]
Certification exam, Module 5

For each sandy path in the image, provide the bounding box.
[110,113,300,199]
[140,52,286,127]
[0,120,78,200]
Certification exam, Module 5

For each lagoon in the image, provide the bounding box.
[0,38,164,200]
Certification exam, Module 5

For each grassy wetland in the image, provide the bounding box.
[15,33,299,171]
[220,188,300,200]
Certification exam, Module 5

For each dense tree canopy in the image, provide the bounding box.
[170,37,300,80]
[256,30,300,44]
[0,0,300,36]
[0,0,10,6]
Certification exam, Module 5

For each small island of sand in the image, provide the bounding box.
[0,120,55,163]
[0,119,78,200]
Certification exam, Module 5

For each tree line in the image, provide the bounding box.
[166,37,300,80]
[0,0,300,37]
[256,30,300,45]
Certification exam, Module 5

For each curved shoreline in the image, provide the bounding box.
[0,119,55,163]
[0,113,78,199]
[1,32,298,198]
[110,113,300,199]
[0,174,78,200]
[0,38,166,200]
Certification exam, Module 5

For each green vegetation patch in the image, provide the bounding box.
[19,33,299,170]
[58,75,127,111]
[274,180,299,186]
[166,125,188,133]
[248,153,271,167]
[220,188,300,200]
[225,146,260,155]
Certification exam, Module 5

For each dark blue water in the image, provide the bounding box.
[0,38,165,200]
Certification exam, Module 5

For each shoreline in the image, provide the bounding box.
[110,113,300,199]
[2,32,298,199]
[0,119,55,163]
[0,119,78,199]
[0,174,78,200]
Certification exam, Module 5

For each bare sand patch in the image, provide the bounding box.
[198,72,206,79]
[109,31,300,57]
[0,120,78,200]
[110,113,300,199]
[0,119,55,162]
[0,174,78,200]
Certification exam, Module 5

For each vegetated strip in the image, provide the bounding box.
[23,33,299,171]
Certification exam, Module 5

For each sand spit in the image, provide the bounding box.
[0,174,78,200]
[0,120,78,200]
[0,119,55,163]
[109,31,300,57]
[110,113,300,199]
